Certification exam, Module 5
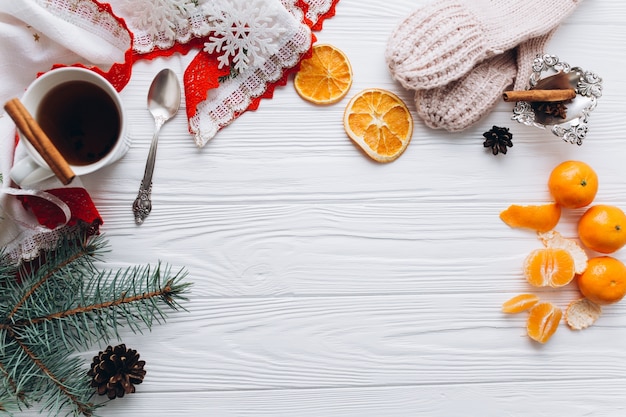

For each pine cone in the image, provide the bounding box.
[88,344,146,399]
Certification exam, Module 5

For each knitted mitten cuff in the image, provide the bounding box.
[386,0,580,90]
[414,50,516,132]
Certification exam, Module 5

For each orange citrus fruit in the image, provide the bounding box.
[294,44,353,104]
[577,256,626,305]
[499,203,561,232]
[577,204,626,254]
[548,160,598,209]
[523,248,575,288]
[502,293,540,314]
[343,88,413,163]
[526,302,562,344]
[538,230,588,275]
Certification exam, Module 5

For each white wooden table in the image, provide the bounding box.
[19,0,626,415]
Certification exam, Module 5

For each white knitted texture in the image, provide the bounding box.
[386,0,580,90]
[415,51,516,132]
[412,32,554,132]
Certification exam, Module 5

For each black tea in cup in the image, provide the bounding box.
[36,80,121,166]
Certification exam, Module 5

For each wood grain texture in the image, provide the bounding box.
[17,0,626,415]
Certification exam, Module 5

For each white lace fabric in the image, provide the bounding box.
[1,0,337,261]
[113,0,333,146]
[189,2,312,146]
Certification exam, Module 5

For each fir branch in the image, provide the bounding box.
[8,330,95,417]
[5,234,105,322]
[0,232,191,416]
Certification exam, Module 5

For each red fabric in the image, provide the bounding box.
[183,51,231,123]
[42,0,135,92]
[23,0,339,230]
[310,1,339,31]
[19,188,103,231]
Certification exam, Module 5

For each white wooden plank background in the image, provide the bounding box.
[17,0,626,415]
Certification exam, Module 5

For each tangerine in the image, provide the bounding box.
[577,256,626,305]
[547,160,598,209]
[499,203,561,232]
[523,248,576,288]
[578,204,626,254]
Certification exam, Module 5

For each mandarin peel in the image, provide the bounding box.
[499,203,561,232]
[565,298,602,330]
[537,230,588,275]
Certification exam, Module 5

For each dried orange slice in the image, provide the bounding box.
[343,89,413,163]
[527,302,562,343]
[502,293,540,314]
[523,248,575,288]
[499,203,561,232]
[294,44,353,105]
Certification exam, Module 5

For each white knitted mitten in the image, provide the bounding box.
[414,32,554,132]
[386,0,580,90]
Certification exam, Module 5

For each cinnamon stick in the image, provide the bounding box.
[4,98,75,185]
[502,89,576,103]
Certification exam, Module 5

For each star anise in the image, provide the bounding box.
[532,101,569,119]
[482,125,513,155]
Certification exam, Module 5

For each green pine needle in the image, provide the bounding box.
[0,231,191,416]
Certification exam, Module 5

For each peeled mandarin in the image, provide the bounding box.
[527,302,562,344]
[523,248,576,288]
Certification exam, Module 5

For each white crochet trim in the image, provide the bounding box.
[189,17,311,147]
[34,0,131,51]
[123,0,333,54]
[303,0,335,27]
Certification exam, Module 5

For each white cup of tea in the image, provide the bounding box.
[10,67,129,187]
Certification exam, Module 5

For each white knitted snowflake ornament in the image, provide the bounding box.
[119,0,196,40]
[202,0,287,73]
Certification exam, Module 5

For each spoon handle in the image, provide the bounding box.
[133,119,164,225]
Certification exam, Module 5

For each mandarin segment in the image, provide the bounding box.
[502,293,540,314]
[537,230,588,274]
[527,302,562,343]
[343,89,413,163]
[499,203,561,232]
[294,44,353,105]
[523,248,575,288]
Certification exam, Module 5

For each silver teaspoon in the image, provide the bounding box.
[133,68,181,225]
